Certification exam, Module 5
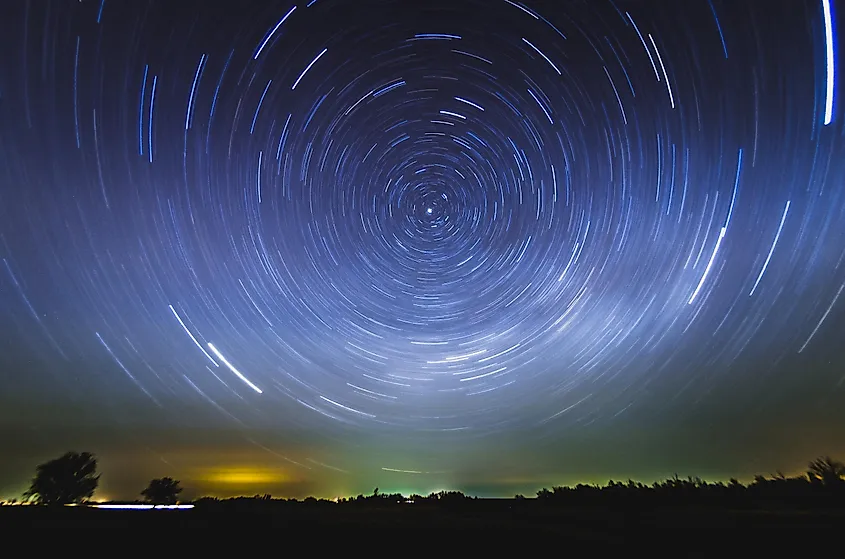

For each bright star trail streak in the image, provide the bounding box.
[207,343,263,394]
[1,0,844,499]
[168,304,219,366]
[291,48,328,90]
[749,201,791,297]
[254,5,297,61]
[688,227,727,305]
[822,0,837,125]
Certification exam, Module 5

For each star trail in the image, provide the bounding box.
[1,0,844,500]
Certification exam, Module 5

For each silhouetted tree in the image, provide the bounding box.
[807,456,845,486]
[23,451,99,505]
[140,477,183,504]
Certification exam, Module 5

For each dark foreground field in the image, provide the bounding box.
[3,503,843,554]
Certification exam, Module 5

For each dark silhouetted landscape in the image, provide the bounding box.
[4,451,843,552]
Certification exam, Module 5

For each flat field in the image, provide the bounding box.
[3,503,842,553]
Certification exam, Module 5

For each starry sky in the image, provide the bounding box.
[1,0,843,501]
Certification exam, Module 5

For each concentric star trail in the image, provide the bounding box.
[1,0,844,488]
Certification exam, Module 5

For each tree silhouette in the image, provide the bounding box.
[23,451,99,505]
[141,477,183,504]
[807,456,845,486]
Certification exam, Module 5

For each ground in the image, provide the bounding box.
[2,503,842,553]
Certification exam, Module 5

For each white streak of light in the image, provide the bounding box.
[291,48,328,90]
[724,148,742,230]
[823,0,836,125]
[454,96,485,111]
[626,12,661,82]
[207,343,263,394]
[504,0,539,20]
[320,396,376,417]
[749,200,790,296]
[185,54,207,130]
[649,33,675,109]
[254,6,297,60]
[688,227,726,304]
[440,110,466,119]
[168,305,218,366]
[522,37,562,75]
[382,468,424,474]
[799,282,845,353]
[460,366,507,382]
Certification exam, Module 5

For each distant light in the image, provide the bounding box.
[426,208,433,215]
[93,504,194,510]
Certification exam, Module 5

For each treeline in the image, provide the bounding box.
[6,452,844,509]
[533,458,845,509]
[193,489,475,510]
[196,458,845,510]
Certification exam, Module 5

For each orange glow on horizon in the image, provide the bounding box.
[198,467,291,485]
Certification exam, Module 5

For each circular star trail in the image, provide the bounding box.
[1,0,843,449]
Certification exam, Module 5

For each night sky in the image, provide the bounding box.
[1,0,843,501]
